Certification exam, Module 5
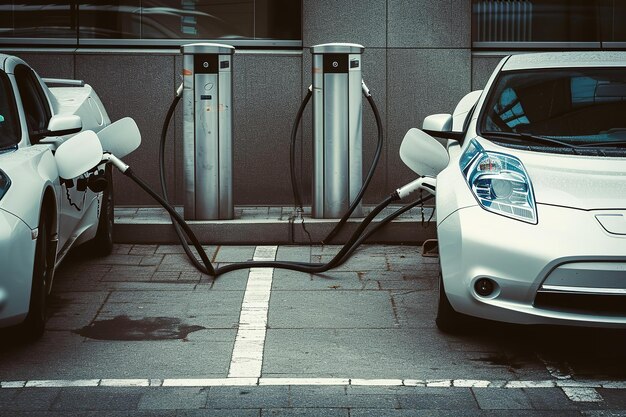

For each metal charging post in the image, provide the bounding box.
[311,43,365,219]
[182,43,234,220]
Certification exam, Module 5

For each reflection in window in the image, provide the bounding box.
[0,2,76,38]
[482,69,626,142]
[486,87,529,131]
[473,0,626,45]
[0,1,301,44]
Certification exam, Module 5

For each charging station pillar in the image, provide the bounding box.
[311,43,365,219]
[182,43,234,220]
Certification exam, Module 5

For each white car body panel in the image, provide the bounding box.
[0,208,35,326]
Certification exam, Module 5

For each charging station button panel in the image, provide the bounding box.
[323,54,348,73]
[195,54,219,74]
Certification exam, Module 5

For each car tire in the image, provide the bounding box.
[435,273,465,334]
[20,209,54,341]
[90,166,114,256]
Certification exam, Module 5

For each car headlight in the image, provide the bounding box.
[460,139,537,224]
[0,169,10,201]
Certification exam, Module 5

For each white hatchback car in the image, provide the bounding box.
[0,54,114,340]
[401,51,626,331]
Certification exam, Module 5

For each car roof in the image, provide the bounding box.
[502,51,626,71]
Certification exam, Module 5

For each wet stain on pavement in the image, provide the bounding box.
[75,316,206,341]
[473,353,525,369]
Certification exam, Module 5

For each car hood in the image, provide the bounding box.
[479,139,626,210]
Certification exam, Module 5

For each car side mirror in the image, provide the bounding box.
[399,128,450,177]
[96,117,141,158]
[46,114,82,137]
[423,114,452,132]
[54,130,103,179]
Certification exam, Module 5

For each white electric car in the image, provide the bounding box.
[400,51,626,331]
[0,54,116,340]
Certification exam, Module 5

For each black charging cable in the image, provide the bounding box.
[156,87,430,278]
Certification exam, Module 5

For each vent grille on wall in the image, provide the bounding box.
[475,0,533,42]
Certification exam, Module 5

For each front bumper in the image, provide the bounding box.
[438,204,626,327]
[0,208,36,327]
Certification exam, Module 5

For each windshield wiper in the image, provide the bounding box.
[578,141,626,148]
[481,131,576,148]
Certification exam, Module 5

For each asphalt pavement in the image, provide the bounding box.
[0,243,625,416]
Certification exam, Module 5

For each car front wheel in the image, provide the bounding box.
[435,273,465,334]
[20,209,54,341]
[90,166,114,256]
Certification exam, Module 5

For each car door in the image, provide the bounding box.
[12,64,84,251]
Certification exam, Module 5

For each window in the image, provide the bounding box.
[472,0,626,48]
[0,72,21,149]
[480,68,626,144]
[14,65,52,144]
[0,1,301,47]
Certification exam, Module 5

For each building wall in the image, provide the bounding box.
[9,0,496,207]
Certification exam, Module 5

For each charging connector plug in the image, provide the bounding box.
[102,153,130,174]
[395,177,436,200]
[361,80,371,97]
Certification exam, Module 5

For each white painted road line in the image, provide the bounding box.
[562,387,604,402]
[2,378,623,391]
[227,245,277,379]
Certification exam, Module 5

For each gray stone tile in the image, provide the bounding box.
[262,408,348,417]
[302,0,386,48]
[472,388,533,410]
[388,0,471,48]
[205,387,289,409]
[5,388,62,411]
[51,387,144,410]
[2,412,178,417]
[268,291,396,328]
[525,387,578,410]
[130,245,159,256]
[396,387,478,410]
[272,271,365,291]
[138,387,208,410]
[598,389,626,409]
[289,386,398,409]
[178,411,259,417]
[263,329,464,380]
[583,411,626,417]
[213,246,256,263]
[209,268,250,291]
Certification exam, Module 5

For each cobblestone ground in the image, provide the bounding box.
[0,244,624,415]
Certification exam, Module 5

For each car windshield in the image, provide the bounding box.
[479,67,626,149]
[0,71,20,150]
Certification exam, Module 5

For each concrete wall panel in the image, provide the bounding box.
[232,53,302,205]
[13,52,75,80]
[388,0,471,48]
[75,53,177,206]
[387,49,471,187]
[303,0,387,48]
[472,55,505,90]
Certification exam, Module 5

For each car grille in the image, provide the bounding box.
[534,291,626,317]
